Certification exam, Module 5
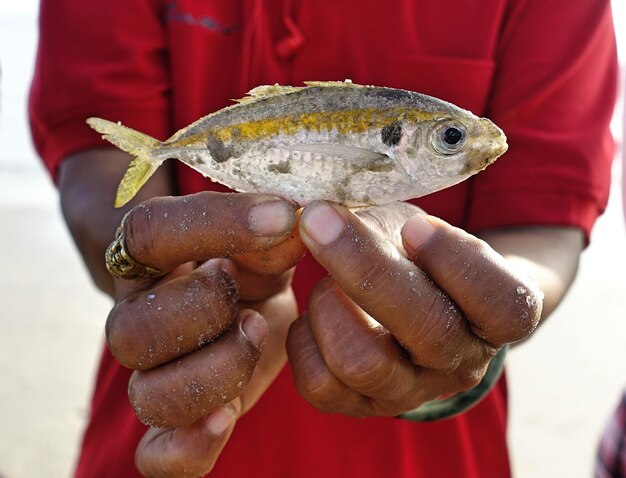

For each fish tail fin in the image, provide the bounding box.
[87,117,164,208]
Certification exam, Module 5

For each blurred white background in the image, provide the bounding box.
[0,1,624,476]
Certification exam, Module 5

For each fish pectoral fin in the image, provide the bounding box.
[282,143,389,164]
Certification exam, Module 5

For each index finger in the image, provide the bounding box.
[122,192,297,272]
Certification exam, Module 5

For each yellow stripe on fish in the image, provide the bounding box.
[211,108,439,143]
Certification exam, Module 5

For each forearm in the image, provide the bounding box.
[479,226,584,322]
[58,149,174,296]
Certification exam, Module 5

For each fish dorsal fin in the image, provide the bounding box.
[233,84,303,104]
[248,84,302,97]
[232,80,366,105]
[303,79,365,88]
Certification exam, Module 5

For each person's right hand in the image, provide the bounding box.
[104,191,305,478]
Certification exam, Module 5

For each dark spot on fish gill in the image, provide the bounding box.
[267,160,291,174]
[381,122,403,147]
[206,130,233,164]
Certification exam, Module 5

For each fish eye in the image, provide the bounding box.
[443,127,463,145]
[432,122,466,155]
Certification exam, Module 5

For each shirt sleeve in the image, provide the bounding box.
[28,0,171,181]
[465,0,617,241]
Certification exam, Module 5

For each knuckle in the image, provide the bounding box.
[193,267,240,310]
[402,296,467,369]
[446,239,489,284]
[370,395,421,417]
[288,319,343,412]
[127,371,150,420]
[336,350,387,389]
[308,277,336,308]
[343,250,395,301]
[124,200,160,263]
[298,367,341,412]
[450,345,496,392]
[105,294,169,371]
[454,364,486,392]
[105,304,138,369]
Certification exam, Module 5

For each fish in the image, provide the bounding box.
[87,80,507,208]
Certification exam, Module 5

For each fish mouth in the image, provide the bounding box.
[491,123,508,157]
[463,120,507,173]
[480,119,508,166]
[488,136,508,163]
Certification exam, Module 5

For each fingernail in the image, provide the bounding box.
[241,311,268,349]
[301,202,345,245]
[401,214,435,253]
[205,406,236,436]
[248,201,295,237]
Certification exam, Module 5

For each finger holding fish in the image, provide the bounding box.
[119,191,298,274]
[232,208,307,277]
[289,201,542,416]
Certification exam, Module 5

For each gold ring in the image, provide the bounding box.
[105,225,164,280]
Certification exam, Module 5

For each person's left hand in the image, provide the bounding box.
[287,201,543,417]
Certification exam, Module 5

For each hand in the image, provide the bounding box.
[287,201,543,417]
[105,192,306,477]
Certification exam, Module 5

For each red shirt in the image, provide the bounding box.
[30,1,617,477]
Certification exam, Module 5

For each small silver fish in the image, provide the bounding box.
[87,80,507,208]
